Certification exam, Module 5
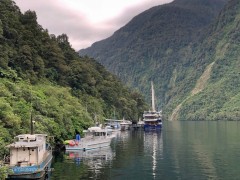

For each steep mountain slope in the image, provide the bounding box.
[174,0,240,120]
[79,0,228,111]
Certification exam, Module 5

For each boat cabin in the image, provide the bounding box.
[85,127,112,137]
[7,134,48,167]
[143,111,161,121]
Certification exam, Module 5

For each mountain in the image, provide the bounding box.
[79,0,240,120]
[79,0,227,89]
[0,0,147,156]
[174,0,240,121]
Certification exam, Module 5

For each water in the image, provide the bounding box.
[50,121,240,180]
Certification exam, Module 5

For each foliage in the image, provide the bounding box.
[0,165,12,180]
[0,0,147,158]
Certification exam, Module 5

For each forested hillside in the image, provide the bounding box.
[79,0,227,97]
[79,0,240,121]
[0,0,146,157]
[174,0,240,121]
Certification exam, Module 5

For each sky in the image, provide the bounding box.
[14,0,173,50]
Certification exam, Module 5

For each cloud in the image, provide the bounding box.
[14,0,173,50]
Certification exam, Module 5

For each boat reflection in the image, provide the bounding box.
[144,131,163,179]
[65,146,115,167]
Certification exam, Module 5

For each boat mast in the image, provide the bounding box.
[30,111,33,135]
[30,83,34,135]
[151,81,156,112]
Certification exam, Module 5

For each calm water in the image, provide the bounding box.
[50,121,240,180]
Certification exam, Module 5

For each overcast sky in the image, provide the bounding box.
[14,0,173,50]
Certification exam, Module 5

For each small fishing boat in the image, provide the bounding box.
[5,134,52,179]
[65,126,114,151]
[143,81,162,131]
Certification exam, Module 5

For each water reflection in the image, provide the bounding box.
[66,147,114,165]
[66,147,114,179]
[51,122,240,180]
[51,146,114,179]
[144,131,163,179]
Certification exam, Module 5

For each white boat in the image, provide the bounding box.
[120,120,132,131]
[65,126,114,151]
[143,81,162,131]
[5,134,52,179]
[105,119,121,131]
[137,120,145,127]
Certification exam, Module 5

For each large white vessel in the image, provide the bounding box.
[143,81,162,131]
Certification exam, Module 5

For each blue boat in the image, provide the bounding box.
[143,82,162,131]
[5,134,52,179]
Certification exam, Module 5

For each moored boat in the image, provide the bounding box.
[65,126,114,151]
[5,134,52,179]
[105,119,121,131]
[143,82,162,131]
[120,119,132,131]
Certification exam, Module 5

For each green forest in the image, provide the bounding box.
[0,0,147,158]
[79,0,240,121]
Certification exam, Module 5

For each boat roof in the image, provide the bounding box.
[87,127,111,132]
[7,141,44,148]
[120,120,132,125]
[16,134,47,138]
[6,134,47,148]
[105,119,124,122]
[144,111,161,114]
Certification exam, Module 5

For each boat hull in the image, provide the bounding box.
[144,124,162,131]
[65,138,112,151]
[7,152,52,179]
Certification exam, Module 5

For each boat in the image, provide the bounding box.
[137,120,145,128]
[120,119,132,131]
[4,92,53,179]
[5,134,52,179]
[105,119,121,131]
[143,81,162,131]
[105,118,131,131]
[65,126,114,151]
